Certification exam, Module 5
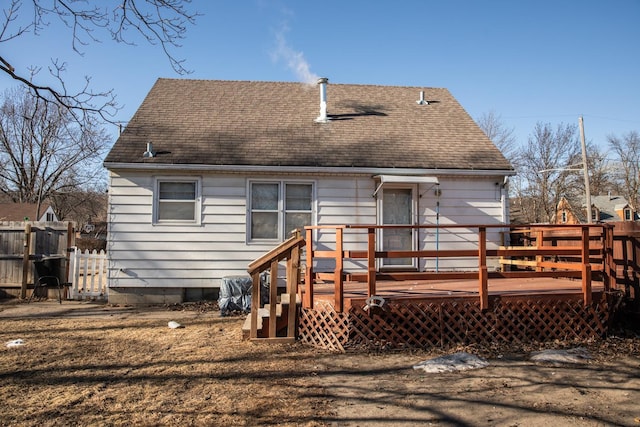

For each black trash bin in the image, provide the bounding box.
[31,255,66,303]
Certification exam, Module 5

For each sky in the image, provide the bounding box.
[2,0,640,155]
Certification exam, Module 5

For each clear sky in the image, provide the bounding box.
[2,0,639,155]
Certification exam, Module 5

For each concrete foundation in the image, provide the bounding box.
[107,287,219,305]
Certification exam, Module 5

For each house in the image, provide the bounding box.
[555,194,637,224]
[0,203,59,222]
[103,78,515,304]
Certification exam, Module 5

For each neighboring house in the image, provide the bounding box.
[555,194,637,224]
[0,203,59,222]
[103,78,515,304]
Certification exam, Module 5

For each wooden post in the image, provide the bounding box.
[334,227,344,312]
[304,228,314,309]
[603,225,615,292]
[536,229,544,272]
[65,222,74,281]
[478,227,489,310]
[581,225,592,306]
[20,222,32,299]
[287,245,300,338]
[268,259,278,338]
[367,227,376,297]
[250,272,260,339]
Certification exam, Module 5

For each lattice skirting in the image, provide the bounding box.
[297,292,621,351]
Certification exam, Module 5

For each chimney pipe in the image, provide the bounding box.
[315,77,329,123]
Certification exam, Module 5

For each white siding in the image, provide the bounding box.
[107,171,507,289]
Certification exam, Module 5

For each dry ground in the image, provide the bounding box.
[1,299,639,427]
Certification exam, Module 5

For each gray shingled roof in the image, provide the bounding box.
[104,78,513,171]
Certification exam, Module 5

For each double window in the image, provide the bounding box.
[154,178,201,224]
[249,181,313,241]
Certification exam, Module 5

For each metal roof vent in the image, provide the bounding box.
[143,142,155,158]
[416,90,429,105]
[315,77,330,123]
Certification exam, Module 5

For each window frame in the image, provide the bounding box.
[153,176,202,225]
[247,179,315,243]
[624,208,632,221]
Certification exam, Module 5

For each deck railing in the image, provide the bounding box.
[303,223,615,312]
[247,231,305,341]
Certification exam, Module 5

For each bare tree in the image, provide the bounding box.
[516,122,580,223]
[476,110,519,165]
[608,131,640,210]
[565,142,614,198]
[0,86,110,217]
[0,0,197,125]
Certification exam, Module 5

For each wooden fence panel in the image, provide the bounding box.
[0,222,73,297]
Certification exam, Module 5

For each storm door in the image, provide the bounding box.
[379,187,416,269]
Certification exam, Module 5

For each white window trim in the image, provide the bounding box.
[153,176,202,226]
[247,179,316,243]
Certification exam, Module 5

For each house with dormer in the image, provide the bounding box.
[103,78,515,304]
[555,194,637,224]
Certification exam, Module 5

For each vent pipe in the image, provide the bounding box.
[416,90,429,105]
[143,142,155,158]
[315,77,329,123]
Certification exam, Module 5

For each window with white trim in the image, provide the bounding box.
[249,181,313,241]
[624,208,632,221]
[154,178,201,224]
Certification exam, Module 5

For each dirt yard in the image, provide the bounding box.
[1,299,639,426]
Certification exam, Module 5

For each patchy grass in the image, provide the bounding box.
[0,312,329,426]
[1,302,640,426]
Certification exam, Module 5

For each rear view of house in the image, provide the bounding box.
[103,78,514,304]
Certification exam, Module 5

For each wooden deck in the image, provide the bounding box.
[310,277,605,308]
[247,223,622,351]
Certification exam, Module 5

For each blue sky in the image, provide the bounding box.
[2,0,639,154]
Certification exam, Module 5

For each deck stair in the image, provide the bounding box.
[242,293,300,340]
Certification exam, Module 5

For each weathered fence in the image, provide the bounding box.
[0,221,74,298]
[68,248,108,300]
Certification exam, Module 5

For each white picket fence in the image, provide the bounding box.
[68,248,108,300]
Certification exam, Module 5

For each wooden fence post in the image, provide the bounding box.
[20,223,32,299]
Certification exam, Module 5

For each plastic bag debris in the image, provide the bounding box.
[413,352,489,373]
[168,321,184,329]
[5,339,25,348]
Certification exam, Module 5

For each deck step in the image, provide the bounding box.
[278,293,301,305]
[241,307,269,332]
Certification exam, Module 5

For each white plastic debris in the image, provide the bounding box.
[413,352,489,373]
[167,321,184,329]
[530,347,592,364]
[5,339,25,348]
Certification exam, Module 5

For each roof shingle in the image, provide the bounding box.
[104,78,513,171]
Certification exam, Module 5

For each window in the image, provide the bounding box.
[591,208,598,222]
[155,178,200,224]
[561,210,567,223]
[46,212,55,222]
[624,208,632,221]
[249,181,313,241]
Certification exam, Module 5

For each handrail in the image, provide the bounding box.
[247,231,305,341]
[303,223,614,312]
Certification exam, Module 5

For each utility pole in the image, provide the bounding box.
[579,116,592,223]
